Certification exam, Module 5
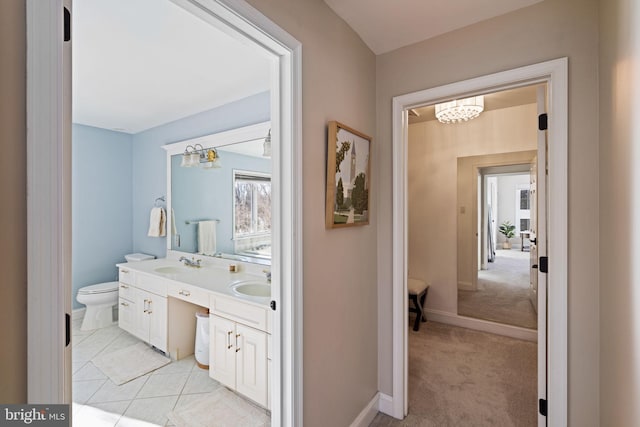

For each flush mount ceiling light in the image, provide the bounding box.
[180,144,221,169]
[434,95,484,124]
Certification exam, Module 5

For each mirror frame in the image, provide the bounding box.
[163,121,271,263]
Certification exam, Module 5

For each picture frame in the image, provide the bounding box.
[325,121,372,228]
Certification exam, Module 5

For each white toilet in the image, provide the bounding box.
[77,253,155,331]
[77,281,120,331]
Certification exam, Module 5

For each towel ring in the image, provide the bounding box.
[154,196,165,207]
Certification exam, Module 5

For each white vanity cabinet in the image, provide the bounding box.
[209,294,270,408]
[118,267,168,353]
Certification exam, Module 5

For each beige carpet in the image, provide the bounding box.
[370,321,537,427]
[458,249,537,329]
[91,342,170,385]
[167,387,270,427]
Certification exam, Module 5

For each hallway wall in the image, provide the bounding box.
[599,0,640,424]
[377,0,600,424]
[244,1,379,426]
[0,0,26,403]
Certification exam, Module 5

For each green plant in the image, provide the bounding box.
[499,221,516,239]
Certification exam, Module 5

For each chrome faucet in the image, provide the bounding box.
[263,269,271,283]
[179,256,201,268]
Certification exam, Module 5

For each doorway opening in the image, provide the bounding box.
[457,157,539,331]
[459,165,538,330]
[26,0,302,425]
[389,58,568,426]
[401,83,542,425]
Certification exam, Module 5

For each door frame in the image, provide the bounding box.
[26,1,303,425]
[389,58,567,425]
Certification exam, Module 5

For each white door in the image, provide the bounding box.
[210,315,237,389]
[535,85,549,427]
[236,324,269,407]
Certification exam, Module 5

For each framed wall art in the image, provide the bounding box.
[325,121,372,228]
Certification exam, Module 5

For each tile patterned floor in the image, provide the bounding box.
[72,317,268,426]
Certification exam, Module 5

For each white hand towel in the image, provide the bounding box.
[197,221,217,256]
[147,207,166,237]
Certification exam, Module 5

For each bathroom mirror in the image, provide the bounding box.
[164,122,272,265]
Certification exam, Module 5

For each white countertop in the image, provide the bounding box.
[117,258,271,306]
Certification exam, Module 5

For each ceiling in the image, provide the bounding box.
[408,84,541,124]
[72,0,271,134]
[323,0,544,54]
[74,0,544,133]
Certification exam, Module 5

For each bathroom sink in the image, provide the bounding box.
[154,266,188,275]
[229,280,271,301]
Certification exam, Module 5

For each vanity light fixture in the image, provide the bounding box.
[262,129,272,157]
[180,144,221,169]
[434,95,484,124]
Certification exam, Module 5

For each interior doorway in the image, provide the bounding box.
[458,160,539,331]
[26,0,302,425]
[389,58,568,426]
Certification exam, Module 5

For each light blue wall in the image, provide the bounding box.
[72,124,133,309]
[71,92,270,309]
[171,152,271,254]
[131,91,270,257]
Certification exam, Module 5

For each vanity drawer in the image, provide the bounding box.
[118,267,134,285]
[167,283,209,307]
[210,294,270,333]
[118,282,135,300]
[135,273,168,296]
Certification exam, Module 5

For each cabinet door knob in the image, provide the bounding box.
[121,269,129,274]
[179,290,191,296]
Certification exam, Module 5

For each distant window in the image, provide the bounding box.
[516,185,531,233]
[520,189,530,210]
[233,171,271,238]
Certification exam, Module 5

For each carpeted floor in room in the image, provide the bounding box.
[458,249,537,329]
[370,321,537,427]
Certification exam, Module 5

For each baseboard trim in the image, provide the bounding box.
[350,392,381,427]
[72,307,86,321]
[377,392,395,417]
[457,281,474,291]
[426,309,537,342]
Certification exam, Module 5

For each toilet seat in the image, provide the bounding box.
[78,281,119,295]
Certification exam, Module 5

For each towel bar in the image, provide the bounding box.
[185,219,220,225]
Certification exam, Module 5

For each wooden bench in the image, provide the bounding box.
[408,278,429,331]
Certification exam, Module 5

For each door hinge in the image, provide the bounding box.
[539,398,547,416]
[538,113,548,131]
[270,300,276,311]
[64,7,71,42]
[539,256,549,273]
[65,313,71,347]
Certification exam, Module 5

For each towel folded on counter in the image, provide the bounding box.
[147,207,166,237]
[197,220,217,256]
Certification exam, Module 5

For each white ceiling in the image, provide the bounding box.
[323,0,544,54]
[72,0,271,134]
[74,0,544,133]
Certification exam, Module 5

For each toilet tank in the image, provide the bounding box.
[124,253,155,262]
